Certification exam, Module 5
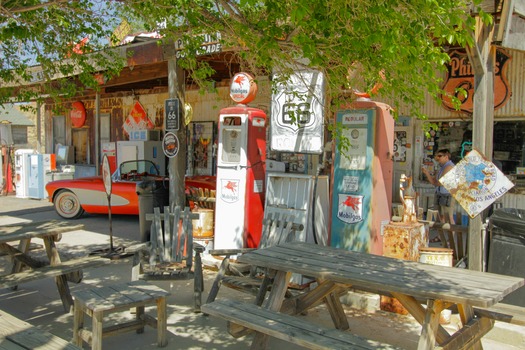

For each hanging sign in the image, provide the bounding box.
[165,98,180,131]
[162,131,179,158]
[70,101,86,128]
[440,149,514,218]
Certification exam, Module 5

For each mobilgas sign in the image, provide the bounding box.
[174,32,222,59]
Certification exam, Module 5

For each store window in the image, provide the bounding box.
[52,115,66,152]
[11,126,28,145]
[421,120,525,177]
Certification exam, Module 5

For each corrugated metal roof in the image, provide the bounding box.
[0,104,34,126]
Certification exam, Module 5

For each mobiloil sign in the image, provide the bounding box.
[330,100,394,254]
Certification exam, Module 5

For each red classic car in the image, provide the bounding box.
[46,160,216,219]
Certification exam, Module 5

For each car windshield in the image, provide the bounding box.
[112,160,160,181]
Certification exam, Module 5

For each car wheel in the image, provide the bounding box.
[54,190,85,219]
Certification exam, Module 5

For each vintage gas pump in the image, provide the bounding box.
[330,99,394,254]
[214,73,267,249]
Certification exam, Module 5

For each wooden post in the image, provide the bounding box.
[466,16,495,271]
[167,55,187,209]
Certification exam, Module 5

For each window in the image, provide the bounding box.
[422,120,525,176]
[11,126,28,144]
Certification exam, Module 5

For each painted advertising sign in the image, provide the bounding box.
[229,72,258,105]
[440,149,514,218]
[162,131,179,158]
[123,101,154,137]
[336,194,364,224]
[440,49,511,114]
[174,32,222,59]
[70,101,86,128]
[219,179,240,203]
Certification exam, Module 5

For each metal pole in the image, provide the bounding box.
[95,92,100,175]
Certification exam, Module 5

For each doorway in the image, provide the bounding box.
[72,128,89,164]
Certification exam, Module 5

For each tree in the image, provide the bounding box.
[122,0,489,120]
[0,0,125,106]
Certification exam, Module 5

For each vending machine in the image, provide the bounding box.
[14,149,35,198]
[116,140,165,175]
[101,142,117,174]
[330,100,394,255]
[28,153,56,199]
[214,72,267,249]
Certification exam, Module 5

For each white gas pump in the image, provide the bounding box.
[214,73,267,249]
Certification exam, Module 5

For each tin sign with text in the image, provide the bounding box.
[165,98,180,131]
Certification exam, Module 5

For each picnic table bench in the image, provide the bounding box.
[0,220,109,312]
[0,309,81,349]
[203,242,525,350]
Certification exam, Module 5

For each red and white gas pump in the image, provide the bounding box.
[214,73,267,249]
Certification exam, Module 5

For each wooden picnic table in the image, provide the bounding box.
[204,241,525,350]
[0,220,108,312]
[0,309,81,349]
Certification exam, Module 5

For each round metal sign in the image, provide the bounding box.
[230,72,258,104]
[163,131,179,158]
[102,154,112,196]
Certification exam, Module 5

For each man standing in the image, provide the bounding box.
[422,149,456,241]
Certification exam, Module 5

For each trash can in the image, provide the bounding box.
[136,179,170,242]
[488,208,525,307]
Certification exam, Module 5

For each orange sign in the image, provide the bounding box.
[123,101,154,136]
[440,49,511,114]
[70,101,86,128]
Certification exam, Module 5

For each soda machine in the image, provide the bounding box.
[214,72,267,249]
[330,100,394,254]
[28,153,56,199]
[101,142,117,174]
[14,149,34,198]
[116,140,165,175]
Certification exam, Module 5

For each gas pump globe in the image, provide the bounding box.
[214,73,267,249]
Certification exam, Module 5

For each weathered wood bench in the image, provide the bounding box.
[474,302,525,326]
[0,255,109,289]
[72,281,170,350]
[206,213,304,306]
[0,309,81,349]
[202,299,401,350]
[0,220,108,312]
[127,205,203,311]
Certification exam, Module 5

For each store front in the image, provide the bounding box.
[393,47,525,212]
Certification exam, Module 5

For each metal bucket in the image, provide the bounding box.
[419,247,453,267]
[192,209,214,238]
